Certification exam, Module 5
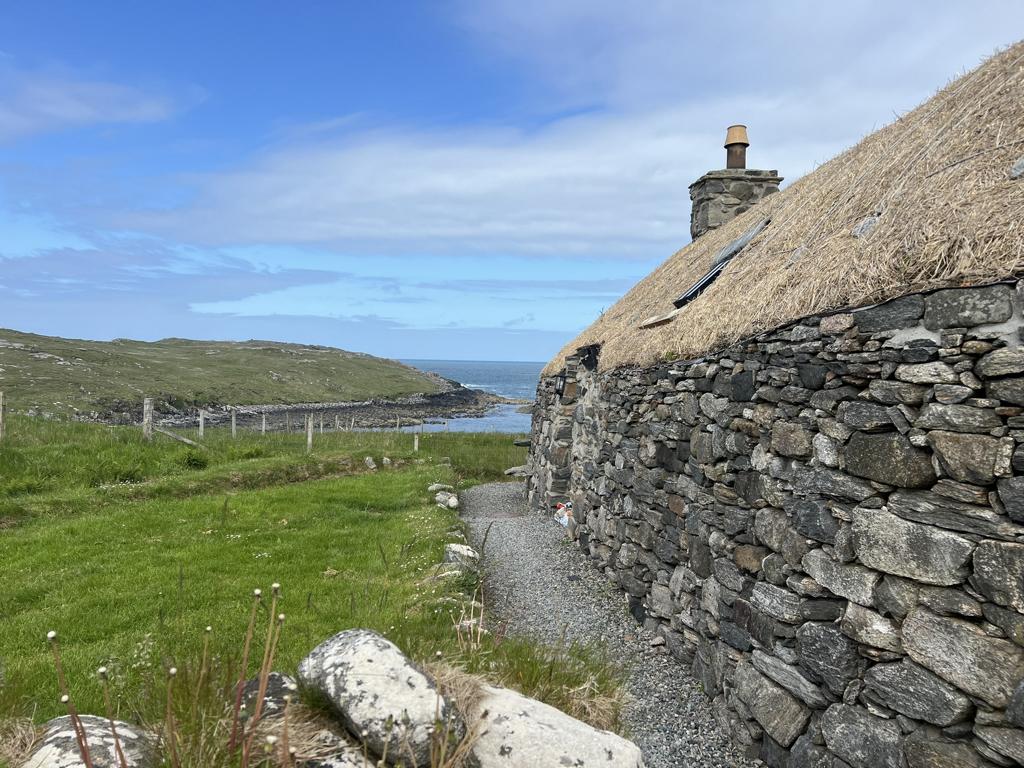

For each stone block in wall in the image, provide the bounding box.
[852,294,925,333]
[755,508,810,567]
[796,622,863,696]
[902,607,1024,708]
[840,602,902,652]
[927,431,1002,485]
[792,466,876,502]
[851,506,973,586]
[802,549,879,606]
[971,540,1024,611]
[734,661,812,748]
[820,704,903,768]
[903,730,992,768]
[923,284,1014,329]
[843,431,936,488]
[862,659,973,727]
[977,347,1024,378]
[888,490,1023,540]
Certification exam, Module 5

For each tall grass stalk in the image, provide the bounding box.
[48,632,93,768]
[228,589,262,755]
[98,666,128,768]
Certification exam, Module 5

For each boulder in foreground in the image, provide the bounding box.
[23,715,158,768]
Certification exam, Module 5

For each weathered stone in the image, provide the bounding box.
[888,490,1023,540]
[791,498,840,544]
[989,378,1024,406]
[984,602,1024,647]
[874,575,920,619]
[974,726,1024,765]
[895,362,959,385]
[902,607,1024,707]
[793,467,877,502]
[997,476,1024,523]
[863,660,973,726]
[772,421,814,458]
[843,431,935,488]
[756,507,810,567]
[923,285,1014,329]
[752,650,830,708]
[928,431,1001,485]
[820,704,903,768]
[904,731,991,768]
[841,602,902,651]
[869,379,929,406]
[297,629,464,763]
[973,540,1024,611]
[812,432,841,468]
[852,506,973,585]
[802,548,880,606]
[978,348,1024,379]
[917,586,982,618]
[933,384,974,404]
[22,716,158,768]
[733,661,811,747]
[838,401,892,431]
[854,295,925,333]
[470,684,645,768]
[821,313,855,334]
[916,403,1002,434]
[790,734,833,768]
[797,622,863,696]
[734,544,769,574]
[1009,681,1024,727]
[444,543,480,571]
[752,582,803,624]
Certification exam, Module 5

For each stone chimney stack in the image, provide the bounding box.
[689,125,782,240]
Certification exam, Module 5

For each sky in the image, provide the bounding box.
[1,3,1023,362]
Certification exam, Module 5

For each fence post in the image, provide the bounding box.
[334,414,339,431]
[396,416,401,431]
[319,414,324,434]
[350,416,355,431]
[231,408,237,439]
[142,397,154,441]
[414,433,419,452]
[445,420,449,432]
[199,410,205,438]
[0,391,5,443]
[261,412,267,435]
[306,413,314,453]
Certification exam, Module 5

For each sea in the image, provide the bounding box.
[400,359,544,433]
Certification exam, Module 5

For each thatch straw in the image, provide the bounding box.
[545,41,1024,375]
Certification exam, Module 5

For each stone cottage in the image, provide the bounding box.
[528,42,1024,767]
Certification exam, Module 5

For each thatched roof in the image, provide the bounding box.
[545,41,1024,375]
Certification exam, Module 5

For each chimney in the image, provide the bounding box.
[689,125,782,240]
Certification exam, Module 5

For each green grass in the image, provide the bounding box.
[0,416,624,766]
[0,328,441,418]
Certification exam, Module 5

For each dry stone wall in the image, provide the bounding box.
[528,281,1024,767]
[689,169,782,240]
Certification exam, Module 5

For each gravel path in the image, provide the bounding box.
[460,482,756,768]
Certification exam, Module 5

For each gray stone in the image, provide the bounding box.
[917,586,982,618]
[791,499,840,544]
[22,715,158,768]
[984,602,1024,647]
[855,295,925,333]
[904,731,991,768]
[1009,681,1024,727]
[895,362,959,385]
[797,622,863,696]
[863,660,973,726]
[793,467,877,502]
[752,582,803,624]
[978,348,1024,378]
[470,684,645,768]
[733,661,811,747]
[989,378,1024,406]
[997,476,1024,523]
[852,506,973,585]
[928,431,1001,485]
[1012,156,1024,179]
[869,379,929,406]
[820,704,903,768]
[923,286,1014,329]
[917,403,1002,433]
[974,726,1024,765]
[838,401,892,431]
[752,650,830,709]
[874,575,920,619]
[841,602,902,651]
[933,384,974,404]
[297,629,464,763]
[888,490,1023,540]
[756,507,810,567]
[772,421,814,458]
[973,540,1024,611]
[902,607,1024,707]
[843,431,935,488]
[444,543,480,570]
[790,734,833,768]
[802,548,880,606]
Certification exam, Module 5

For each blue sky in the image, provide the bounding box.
[1,3,1023,361]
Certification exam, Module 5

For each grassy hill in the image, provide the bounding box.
[0,329,443,419]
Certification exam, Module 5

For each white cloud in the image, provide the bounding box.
[114,3,1024,261]
[0,65,183,141]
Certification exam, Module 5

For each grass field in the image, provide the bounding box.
[0,416,623,767]
[0,329,442,418]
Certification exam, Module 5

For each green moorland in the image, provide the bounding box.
[0,329,442,418]
[0,416,624,767]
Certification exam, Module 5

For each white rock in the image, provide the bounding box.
[297,630,464,765]
[428,483,455,493]
[444,543,479,570]
[363,456,377,470]
[446,496,459,510]
[23,715,158,768]
[470,684,645,768]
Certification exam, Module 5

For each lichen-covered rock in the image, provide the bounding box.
[843,432,935,488]
[902,608,1024,708]
[470,683,645,768]
[797,622,863,696]
[902,730,989,768]
[862,660,972,726]
[923,285,1014,329]
[821,704,902,768]
[972,540,1024,611]
[23,715,158,768]
[840,602,902,651]
[297,630,464,765]
[927,431,1001,485]
[851,506,973,586]
[801,548,879,606]
[443,543,479,570]
[733,661,810,747]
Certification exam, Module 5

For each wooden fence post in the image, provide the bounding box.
[396,416,401,431]
[261,412,267,435]
[306,413,314,453]
[334,414,339,431]
[413,433,419,453]
[199,410,205,438]
[143,397,154,441]
[319,414,324,434]
[0,391,5,443]
[231,408,237,439]
[350,416,355,431]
